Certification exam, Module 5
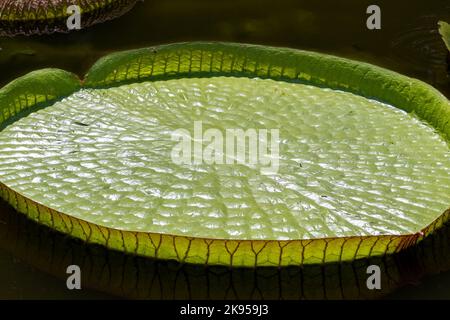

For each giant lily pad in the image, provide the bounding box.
[0,0,138,36]
[439,21,450,52]
[0,43,449,269]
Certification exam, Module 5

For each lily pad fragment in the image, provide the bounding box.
[438,20,450,52]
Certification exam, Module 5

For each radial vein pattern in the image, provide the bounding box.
[0,76,448,240]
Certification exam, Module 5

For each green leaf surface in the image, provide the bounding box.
[439,21,450,52]
[0,43,449,268]
[0,0,138,36]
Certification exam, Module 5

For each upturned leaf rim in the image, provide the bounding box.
[0,42,449,267]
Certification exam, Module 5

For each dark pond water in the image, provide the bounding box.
[0,0,449,299]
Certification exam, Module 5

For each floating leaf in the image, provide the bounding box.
[438,21,450,52]
[0,0,139,36]
[0,43,449,282]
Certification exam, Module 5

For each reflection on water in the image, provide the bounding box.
[391,14,450,85]
[1,198,450,299]
[0,0,449,299]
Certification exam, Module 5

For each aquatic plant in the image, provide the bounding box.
[0,0,138,36]
[0,43,449,298]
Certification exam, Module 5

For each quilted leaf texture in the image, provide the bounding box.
[0,43,449,298]
[439,21,450,52]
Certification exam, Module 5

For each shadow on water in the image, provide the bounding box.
[1,198,450,299]
[0,0,450,299]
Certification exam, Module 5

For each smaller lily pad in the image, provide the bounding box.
[438,21,450,52]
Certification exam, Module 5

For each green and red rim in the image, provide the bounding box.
[0,42,449,270]
[0,0,138,36]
